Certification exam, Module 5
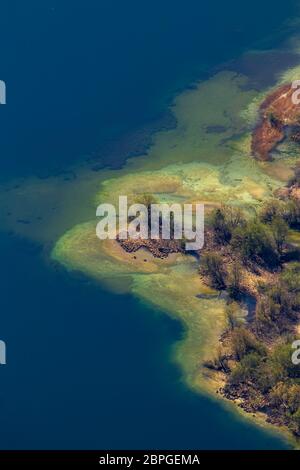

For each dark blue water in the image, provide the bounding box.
[0,0,298,178]
[0,234,289,449]
[0,1,298,449]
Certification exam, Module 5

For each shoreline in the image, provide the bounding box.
[51,233,296,448]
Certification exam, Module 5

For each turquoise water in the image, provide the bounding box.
[0,0,298,449]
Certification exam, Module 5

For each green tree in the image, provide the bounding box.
[270,217,288,255]
[200,252,226,289]
[225,303,239,330]
[231,219,279,268]
[211,206,245,245]
[259,199,285,223]
[227,262,242,299]
[211,208,231,244]
[231,327,266,360]
[229,352,261,385]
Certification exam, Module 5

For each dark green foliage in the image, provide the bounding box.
[291,408,300,435]
[227,262,242,299]
[258,201,289,255]
[281,263,300,293]
[200,252,226,289]
[288,163,300,187]
[228,340,300,434]
[231,327,266,361]
[231,219,279,268]
[270,342,300,380]
[210,206,245,245]
[259,199,286,224]
[214,200,300,435]
[229,352,261,385]
[284,199,300,228]
[269,217,288,255]
[259,197,300,229]
[256,266,300,333]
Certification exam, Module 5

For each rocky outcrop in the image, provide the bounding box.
[252,83,300,160]
[117,236,183,258]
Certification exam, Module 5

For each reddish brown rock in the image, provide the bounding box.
[252,83,300,160]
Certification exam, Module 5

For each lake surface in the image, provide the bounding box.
[0,233,289,449]
[0,0,297,449]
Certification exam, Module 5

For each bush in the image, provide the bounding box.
[259,199,286,224]
[227,262,242,299]
[291,408,300,435]
[229,352,261,385]
[254,361,279,392]
[231,219,279,268]
[211,208,231,244]
[285,199,300,228]
[210,206,245,245]
[256,280,298,333]
[231,327,266,360]
[288,163,300,187]
[269,382,300,413]
[255,296,280,332]
[281,263,300,293]
[260,198,300,228]
[269,342,300,380]
[200,252,226,289]
[225,303,241,330]
[269,217,288,255]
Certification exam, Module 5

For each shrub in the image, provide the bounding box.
[229,352,261,385]
[231,327,266,360]
[227,262,242,299]
[210,206,245,245]
[281,263,300,293]
[259,199,285,224]
[269,342,300,380]
[225,303,241,330]
[200,252,226,289]
[285,199,300,228]
[269,382,300,413]
[254,361,279,392]
[269,217,288,255]
[288,163,300,187]
[211,208,231,244]
[255,296,280,332]
[231,220,279,268]
[256,281,298,333]
[291,408,300,435]
[260,198,300,228]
